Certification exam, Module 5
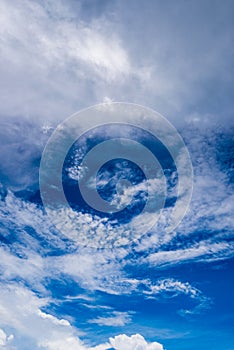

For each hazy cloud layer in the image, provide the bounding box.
[0,0,233,122]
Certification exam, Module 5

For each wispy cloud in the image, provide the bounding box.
[146,241,234,268]
[143,278,211,316]
[88,311,132,327]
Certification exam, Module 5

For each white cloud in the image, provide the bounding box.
[88,311,132,327]
[144,279,199,298]
[0,283,166,350]
[142,278,210,316]
[37,310,70,327]
[0,284,88,350]
[110,177,166,211]
[0,328,13,347]
[0,329,7,346]
[38,337,87,350]
[134,126,234,261]
[109,334,164,350]
[147,241,234,267]
[0,185,232,298]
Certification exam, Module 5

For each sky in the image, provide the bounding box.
[0,0,234,349]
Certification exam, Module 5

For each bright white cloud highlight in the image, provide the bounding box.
[0,328,13,347]
[109,334,164,350]
[0,284,87,350]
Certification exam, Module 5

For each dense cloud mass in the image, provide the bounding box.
[0,0,233,123]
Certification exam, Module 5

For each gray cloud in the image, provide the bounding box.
[0,0,233,123]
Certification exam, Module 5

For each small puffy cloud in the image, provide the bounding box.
[109,334,164,350]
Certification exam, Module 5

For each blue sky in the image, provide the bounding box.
[0,0,233,349]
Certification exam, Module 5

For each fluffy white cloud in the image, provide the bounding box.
[0,284,88,350]
[109,334,164,350]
